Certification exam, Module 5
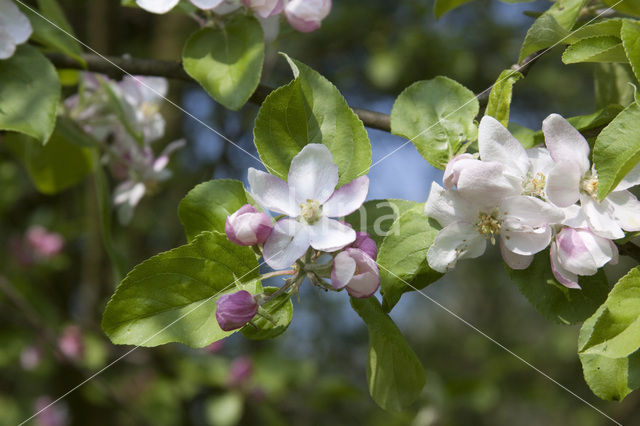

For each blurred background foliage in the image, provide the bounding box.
[1,0,638,424]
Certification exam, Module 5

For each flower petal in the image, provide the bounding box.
[545,161,582,208]
[331,250,356,289]
[308,217,355,252]
[322,176,369,217]
[0,27,16,60]
[424,182,476,227]
[248,168,299,216]
[190,0,225,9]
[443,153,475,189]
[456,160,520,211]
[608,190,640,232]
[526,146,555,176]
[501,225,552,256]
[557,228,614,275]
[427,222,486,273]
[136,0,180,14]
[288,144,338,204]
[550,241,581,289]
[0,0,32,44]
[500,240,533,270]
[542,113,590,175]
[614,162,640,191]
[501,195,564,227]
[262,219,310,269]
[478,115,529,178]
[580,194,624,239]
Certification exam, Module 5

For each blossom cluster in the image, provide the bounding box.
[216,144,379,331]
[65,74,184,223]
[135,0,331,33]
[0,0,32,59]
[426,114,640,288]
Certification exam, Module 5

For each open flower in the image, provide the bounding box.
[0,0,32,60]
[285,0,332,32]
[543,114,640,239]
[248,144,368,269]
[215,290,258,331]
[225,204,273,246]
[331,248,380,298]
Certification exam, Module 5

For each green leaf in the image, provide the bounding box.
[594,63,636,109]
[102,232,262,348]
[344,199,417,247]
[593,102,640,199]
[603,0,640,18]
[253,54,371,185]
[20,0,85,65]
[182,15,264,111]
[178,179,250,242]
[508,122,536,148]
[4,119,94,195]
[485,70,523,126]
[566,19,624,44]
[580,267,640,358]
[0,45,60,144]
[519,0,588,62]
[433,0,474,19]
[377,205,442,313]
[242,287,293,340]
[622,20,640,82]
[506,252,609,324]
[350,297,426,412]
[390,76,479,170]
[562,36,627,64]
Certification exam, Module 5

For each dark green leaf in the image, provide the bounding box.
[622,20,640,82]
[595,63,636,108]
[344,199,417,247]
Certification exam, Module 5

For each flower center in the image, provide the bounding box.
[140,102,159,119]
[523,172,546,198]
[581,174,598,200]
[476,210,502,245]
[300,199,322,224]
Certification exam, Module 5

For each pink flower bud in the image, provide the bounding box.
[57,325,85,362]
[242,0,284,18]
[215,290,259,331]
[331,248,380,298]
[284,0,331,33]
[34,396,68,426]
[20,345,43,371]
[25,226,64,259]
[227,356,253,387]
[225,204,273,246]
[203,340,224,353]
[352,231,378,260]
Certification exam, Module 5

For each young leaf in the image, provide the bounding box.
[178,179,250,242]
[433,0,474,19]
[485,70,523,126]
[241,287,293,340]
[350,297,426,412]
[621,20,640,82]
[593,102,640,199]
[603,0,640,18]
[102,232,262,348]
[562,36,627,64]
[253,54,371,186]
[344,199,417,247]
[565,19,624,44]
[519,0,588,62]
[0,45,60,144]
[594,63,636,109]
[506,252,609,324]
[390,76,478,170]
[580,267,640,358]
[182,15,264,111]
[377,205,442,313]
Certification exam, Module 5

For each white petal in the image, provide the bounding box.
[190,0,224,9]
[545,161,582,208]
[331,251,356,289]
[0,27,16,59]
[614,162,640,191]
[501,195,564,227]
[501,226,552,256]
[581,194,624,239]
[456,160,520,211]
[288,144,338,204]
[557,228,614,275]
[550,242,581,289]
[608,190,640,232]
[308,217,355,252]
[542,113,590,175]
[0,0,32,44]
[427,222,486,273]
[262,219,310,269]
[424,182,475,227]
[526,146,555,176]
[562,204,588,228]
[322,176,369,217]
[248,168,299,216]
[478,115,529,178]
[136,0,180,13]
[500,240,533,270]
[443,153,475,189]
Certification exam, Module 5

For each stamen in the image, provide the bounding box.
[523,172,546,198]
[299,199,322,224]
[476,210,502,245]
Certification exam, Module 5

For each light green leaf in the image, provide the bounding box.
[566,19,624,44]
[593,102,640,199]
[485,70,523,126]
[242,287,293,340]
[350,297,426,412]
[0,45,60,144]
[603,0,640,18]
[377,205,442,313]
[20,0,85,65]
[580,267,640,358]
[519,0,588,62]
[506,252,609,324]
[433,0,474,19]
[562,36,627,64]
[254,54,371,185]
[4,119,94,195]
[344,199,417,247]
[622,20,640,82]
[178,179,250,242]
[390,76,479,169]
[182,15,264,111]
[102,232,262,348]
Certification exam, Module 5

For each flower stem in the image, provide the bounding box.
[260,270,295,280]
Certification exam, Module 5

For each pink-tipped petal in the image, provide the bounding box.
[550,242,581,289]
[262,219,310,269]
[478,115,529,178]
[308,217,355,252]
[322,176,369,217]
[443,153,475,189]
[542,114,590,175]
[248,168,299,216]
[331,250,357,289]
[288,144,338,204]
